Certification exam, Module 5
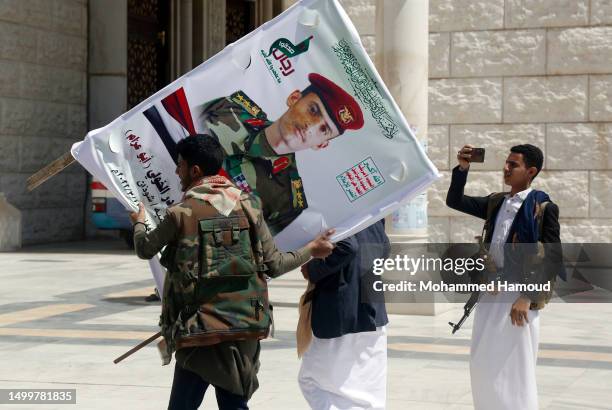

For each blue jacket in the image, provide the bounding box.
[307,220,390,339]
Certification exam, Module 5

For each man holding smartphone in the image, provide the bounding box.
[446,144,564,410]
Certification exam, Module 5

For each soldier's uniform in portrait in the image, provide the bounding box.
[199,91,307,235]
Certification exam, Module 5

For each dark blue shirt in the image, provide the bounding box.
[307,220,390,339]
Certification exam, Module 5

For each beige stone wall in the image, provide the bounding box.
[339,0,375,60]
[0,0,88,244]
[341,0,611,243]
[428,0,612,243]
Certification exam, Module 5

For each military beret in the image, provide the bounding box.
[307,73,364,135]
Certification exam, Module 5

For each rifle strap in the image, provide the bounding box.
[482,192,508,243]
[537,201,549,239]
[482,193,549,242]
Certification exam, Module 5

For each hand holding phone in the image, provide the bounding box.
[470,148,485,163]
[457,146,485,170]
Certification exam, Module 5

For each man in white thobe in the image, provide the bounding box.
[446,144,563,410]
[298,220,390,410]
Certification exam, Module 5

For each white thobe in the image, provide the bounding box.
[471,187,540,410]
[298,326,387,410]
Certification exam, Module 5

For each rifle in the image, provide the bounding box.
[447,229,493,335]
[113,331,161,364]
[448,289,480,334]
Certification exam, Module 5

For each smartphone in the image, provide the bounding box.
[470,148,485,163]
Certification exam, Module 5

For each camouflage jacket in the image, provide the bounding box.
[199,91,308,234]
[133,181,311,396]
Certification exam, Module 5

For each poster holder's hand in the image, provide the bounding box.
[307,228,335,258]
[129,203,146,224]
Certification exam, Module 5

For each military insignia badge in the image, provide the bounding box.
[272,156,290,174]
[231,91,264,119]
[244,118,267,129]
[232,173,252,193]
[338,105,355,125]
[291,178,307,209]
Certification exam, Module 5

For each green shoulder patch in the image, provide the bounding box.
[290,176,307,210]
[230,91,267,120]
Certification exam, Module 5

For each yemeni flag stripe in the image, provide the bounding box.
[161,88,197,136]
[143,106,179,165]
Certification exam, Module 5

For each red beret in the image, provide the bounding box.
[308,73,364,135]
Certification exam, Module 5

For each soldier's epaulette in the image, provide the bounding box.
[230,91,267,120]
[290,176,308,210]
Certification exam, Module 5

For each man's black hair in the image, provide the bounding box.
[176,134,224,177]
[510,144,544,180]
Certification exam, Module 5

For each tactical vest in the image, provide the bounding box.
[482,192,554,310]
[159,194,271,355]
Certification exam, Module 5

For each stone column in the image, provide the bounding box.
[170,0,194,78]
[256,0,275,26]
[280,0,296,11]
[89,0,128,129]
[193,0,226,65]
[376,0,429,244]
[376,1,449,316]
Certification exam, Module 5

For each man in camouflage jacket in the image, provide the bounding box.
[198,73,364,235]
[130,134,334,409]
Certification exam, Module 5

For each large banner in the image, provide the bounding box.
[72,0,440,291]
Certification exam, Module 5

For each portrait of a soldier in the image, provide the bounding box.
[198,73,364,235]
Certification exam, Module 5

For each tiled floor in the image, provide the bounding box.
[0,239,610,409]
